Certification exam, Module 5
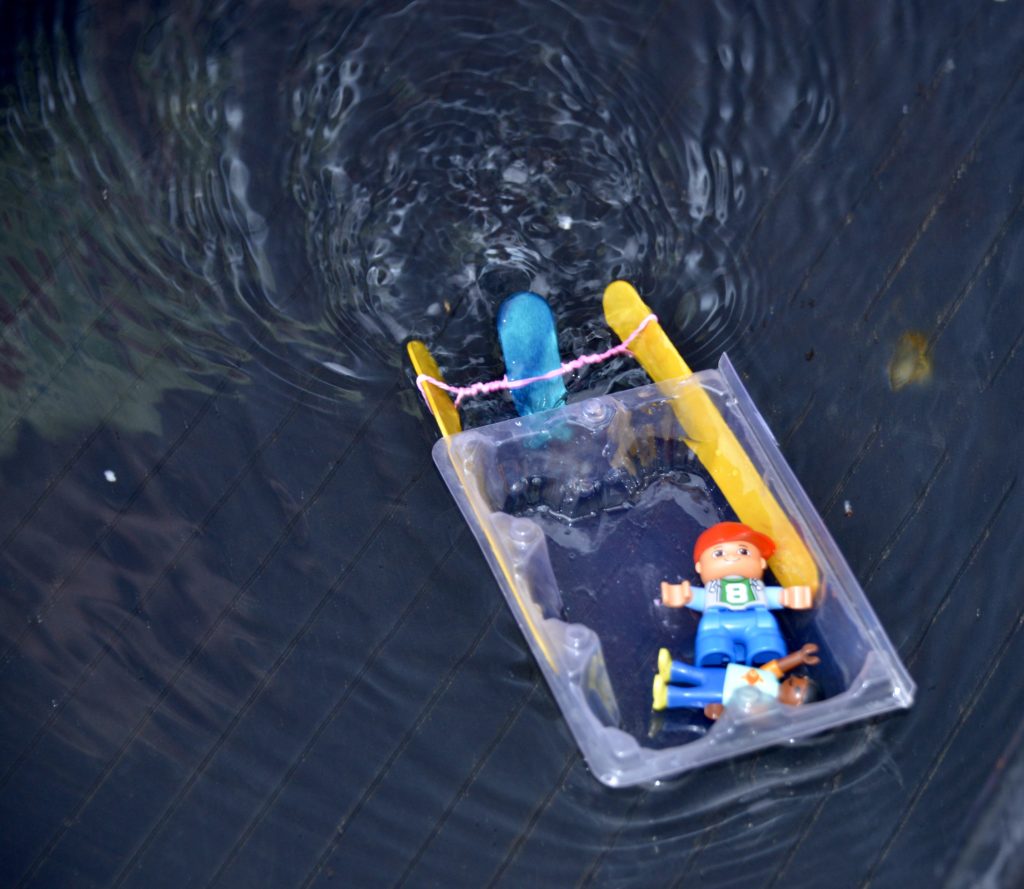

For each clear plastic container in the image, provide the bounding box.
[432,355,915,787]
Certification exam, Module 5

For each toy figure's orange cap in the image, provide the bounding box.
[693,522,776,563]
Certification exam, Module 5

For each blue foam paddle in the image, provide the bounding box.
[497,291,568,417]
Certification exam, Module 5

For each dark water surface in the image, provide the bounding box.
[3,1,1024,887]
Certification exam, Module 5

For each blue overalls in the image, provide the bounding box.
[688,577,786,666]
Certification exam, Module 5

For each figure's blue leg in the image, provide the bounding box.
[695,611,733,667]
[665,685,723,710]
[657,648,706,685]
[746,610,786,666]
[653,650,726,711]
[497,291,567,417]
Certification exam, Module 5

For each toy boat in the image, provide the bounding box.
[407,281,914,787]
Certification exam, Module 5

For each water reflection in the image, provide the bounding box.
[2,0,841,435]
[0,0,872,885]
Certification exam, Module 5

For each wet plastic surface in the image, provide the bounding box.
[433,360,913,785]
[3,1,1024,887]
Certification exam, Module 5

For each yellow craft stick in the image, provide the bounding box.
[407,340,462,438]
[603,280,694,383]
[406,339,556,669]
[602,281,819,591]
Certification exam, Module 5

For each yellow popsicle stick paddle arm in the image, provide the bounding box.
[407,340,462,437]
[603,280,694,383]
[406,339,556,668]
[602,281,819,592]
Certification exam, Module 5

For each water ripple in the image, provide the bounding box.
[0,1,924,885]
[3,1,843,423]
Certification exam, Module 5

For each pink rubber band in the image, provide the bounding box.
[416,313,658,408]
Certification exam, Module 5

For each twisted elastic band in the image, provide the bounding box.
[416,313,658,407]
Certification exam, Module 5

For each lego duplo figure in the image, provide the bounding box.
[652,643,820,719]
[660,521,814,667]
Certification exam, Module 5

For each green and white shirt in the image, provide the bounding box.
[689,577,784,611]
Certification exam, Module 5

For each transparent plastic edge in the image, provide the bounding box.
[428,363,917,788]
[431,436,628,782]
[716,353,917,709]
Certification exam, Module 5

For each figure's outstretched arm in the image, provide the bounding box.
[659,579,690,607]
[779,585,814,609]
[762,643,820,678]
[660,581,707,610]
[764,585,814,610]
